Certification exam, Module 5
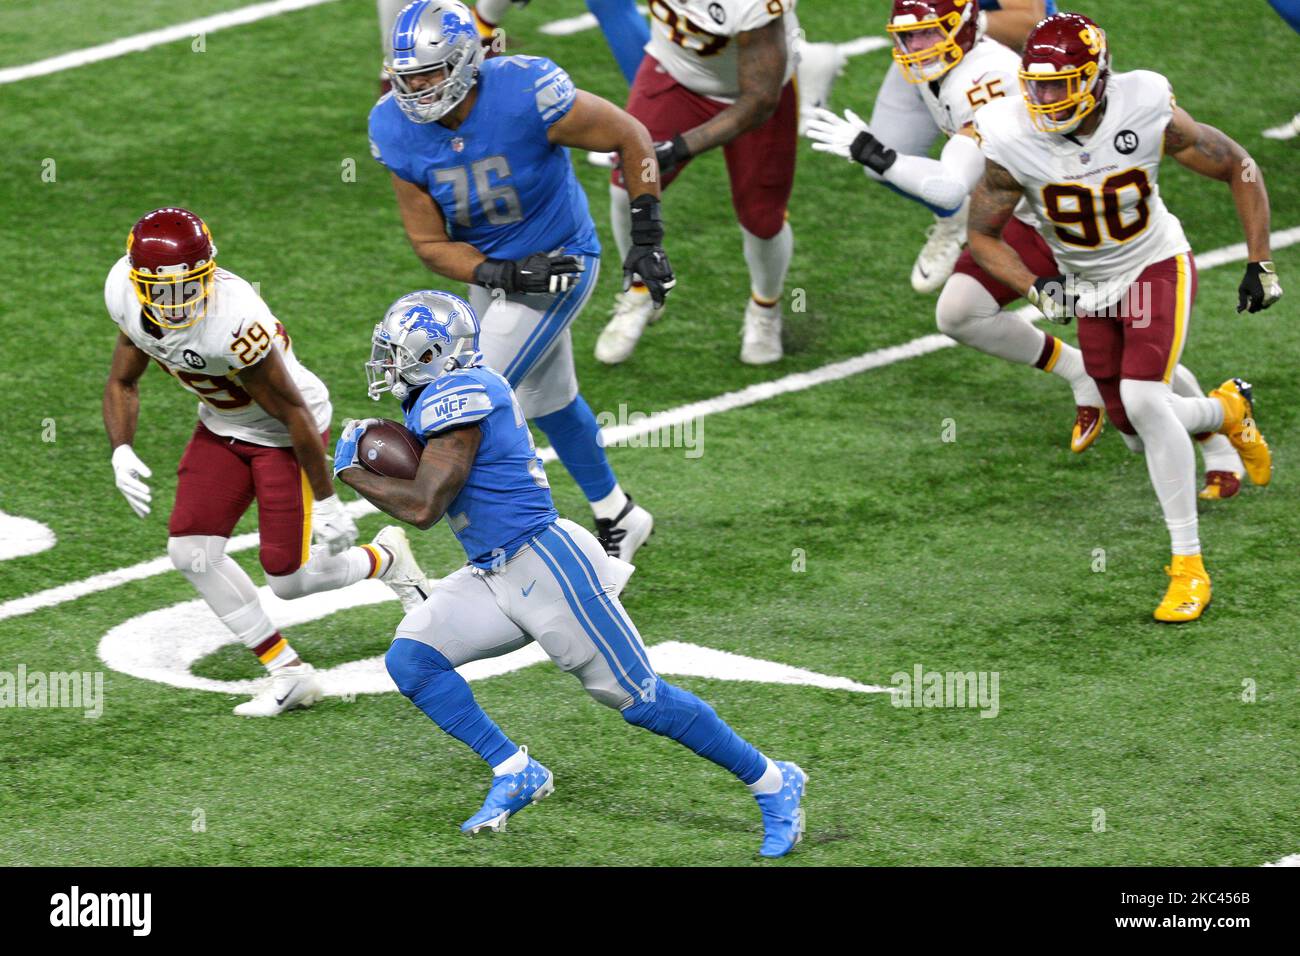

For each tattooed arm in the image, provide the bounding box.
[966,159,1037,295]
[1165,106,1272,262]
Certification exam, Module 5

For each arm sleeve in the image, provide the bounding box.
[417,383,494,437]
[882,134,987,212]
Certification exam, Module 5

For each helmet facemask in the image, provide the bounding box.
[129,259,216,330]
[384,1,484,125]
[1020,62,1102,134]
[367,327,442,401]
[888,5,978,84]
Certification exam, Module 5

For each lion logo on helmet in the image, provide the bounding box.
[402,303,452,344]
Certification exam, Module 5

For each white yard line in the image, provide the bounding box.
[540,5,649,36]
[0,0,343,86]
[4,226,1297,623]
[1263,853,1300,866]
[0,1,888,87]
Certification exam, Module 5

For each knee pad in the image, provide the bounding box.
[934,274,997,340]
[385,638,453,699]
[1119,378,1172,434]
[168,535,225,576]
[266,568,308,600]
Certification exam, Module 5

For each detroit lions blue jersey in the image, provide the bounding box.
[402,365,558,568]
[369,56,599,261]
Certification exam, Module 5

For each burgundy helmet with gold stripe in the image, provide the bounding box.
[127,207,217,329]
[1019,12,1111,134]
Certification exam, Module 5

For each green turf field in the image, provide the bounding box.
[1,0,1297,866]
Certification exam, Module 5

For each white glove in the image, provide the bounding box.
[111,444,153,518]
[804,107,871,161]
[312,494,358,555]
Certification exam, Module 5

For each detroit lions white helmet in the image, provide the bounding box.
[367,290,482,401]
[385,0,485,124]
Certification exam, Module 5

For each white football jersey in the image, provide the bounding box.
[974,70,1190,310]
[645,0,799,101]
[104,256,332,447]
[917,36,1020,137]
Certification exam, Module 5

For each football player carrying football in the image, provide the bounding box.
[861,0,1053,294]
[806,0,1110,455]
[102,208,430,716]
[370,0,671,563]
[596,0,802,366]
[335,290,807,856]
[966,13,1283,622]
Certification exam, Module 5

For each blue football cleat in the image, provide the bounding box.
[754,761,808,858]
[460,747,555,835]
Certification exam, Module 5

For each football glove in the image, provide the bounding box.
[653,134,690,178]
[311,494,358,555]
[805,108,897,175]
[623,194,677,307]
[1026,274,1080,324]
[111,444,152,518]
[474,253,585,295]
[333,418,375,478]
[1237,261,1283,313]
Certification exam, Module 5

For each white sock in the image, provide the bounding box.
[492,747,529,776]
[741,222,793,305]
[1169,364,1233,470]
[935,274,1046,365]
[1120,379,1200,555]
[1046,342,1104,407]
[265,546,375,600]
[747,757,784,795]
[168,535,297,667]
[592,484,629,522]
[609,183,633,266]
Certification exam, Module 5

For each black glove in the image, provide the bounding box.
[623,194,677,307]
[653,134,691,179]
[1237,261,1283,314]
[849,130,897,175]
[473,253,584,295]
[1028,273,1080,325]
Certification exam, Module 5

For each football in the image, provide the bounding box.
[357,419,424,480]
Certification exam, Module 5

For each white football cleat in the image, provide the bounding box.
[911,200,969,294]
[233,662,323,717]
[595,497,654,563]
[740,300,783,365]
[586,149,618,168]
[1262,112,1300,141]
[796,41,847,135]
[374,525,430,613]
[595,289,664,365]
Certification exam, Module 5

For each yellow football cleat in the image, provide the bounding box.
[1154,553,1212,623]
[1071,405,1104,453]
[1199,470,1242,500]
[1210,378,1272,486]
